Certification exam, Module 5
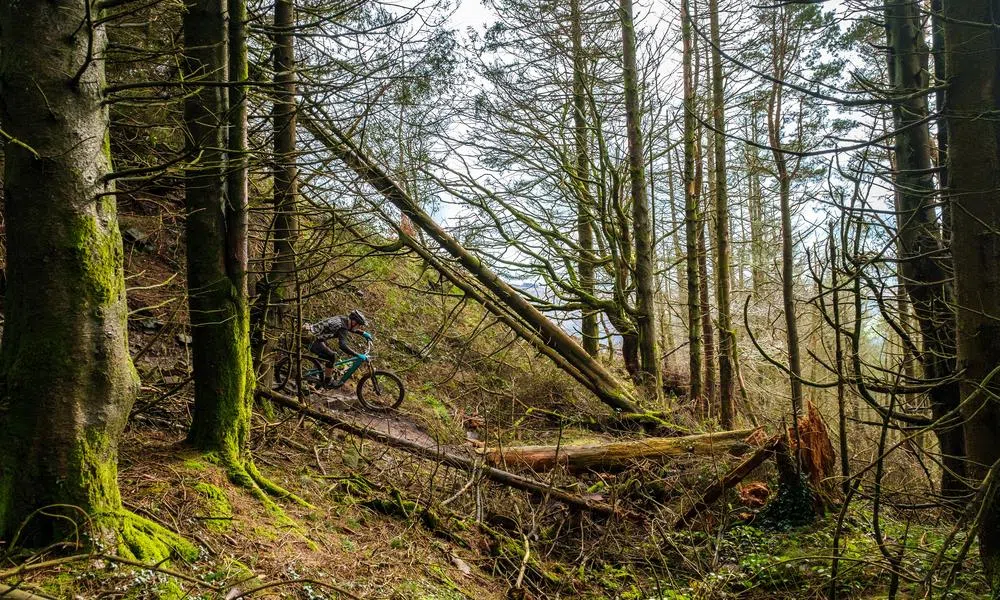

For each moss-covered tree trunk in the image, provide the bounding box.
[943,0,1000,590]
[0,0,140,544]
[228,0,249,312]
[182,0,255,466]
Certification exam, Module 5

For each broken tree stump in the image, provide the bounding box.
[482,429,755,472]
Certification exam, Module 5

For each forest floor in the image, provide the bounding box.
[7,388,989,600]
[0,200,993,599]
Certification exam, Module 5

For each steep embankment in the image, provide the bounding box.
[1,198,991,599]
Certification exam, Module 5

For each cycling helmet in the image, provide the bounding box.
[348,309,368,327]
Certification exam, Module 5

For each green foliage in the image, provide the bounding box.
[755,472,816,531]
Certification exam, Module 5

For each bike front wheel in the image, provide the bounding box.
[356,370,405,411]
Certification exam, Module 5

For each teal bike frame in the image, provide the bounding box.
[308,331,373,388]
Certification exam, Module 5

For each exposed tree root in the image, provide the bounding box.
[208,451,315,514]
[112,510,199,563]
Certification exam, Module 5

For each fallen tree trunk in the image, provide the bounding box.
[674,435,780,528]
[0,584,54,600]
[482,429,755,472]
[299,107,640,414]
[260,389,617,515]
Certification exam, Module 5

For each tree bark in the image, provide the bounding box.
[483,430,754,472]
[620,0,660,396]
[251,0,299,389]
[943,0,1000,590]
[746,136,767,299]
[682,0,703,408]
[708,0,733,428]
[571,0,599,359]
[698,203,716,414]
[828,222,850,497]
[767,7,804,417]
[884,0,965,500]
[183,0,256,463]
[228,0,249,302]
[0,0,139,543]
[930,0,949,237]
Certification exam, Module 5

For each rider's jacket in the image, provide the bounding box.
[309,316,356,355]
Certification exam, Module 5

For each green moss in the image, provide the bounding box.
[34,568,80,596]
[186,285,254,459]
[66,207,126,305]
[183,458,208,471]
[111,510,199,563]
[151,579,186,600]
[193,482,232,533]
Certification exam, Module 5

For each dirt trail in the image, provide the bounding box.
[304,388,455,450]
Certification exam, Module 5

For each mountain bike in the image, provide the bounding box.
[273,332,405,411]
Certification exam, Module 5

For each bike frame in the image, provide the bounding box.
[304,332,375,387]
[327,352,371,385]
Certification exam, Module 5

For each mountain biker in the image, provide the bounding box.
[304,309,368,386]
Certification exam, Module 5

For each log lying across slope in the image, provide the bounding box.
[260,389,616,515]
[482,429,755,472]
[299,106,640,414]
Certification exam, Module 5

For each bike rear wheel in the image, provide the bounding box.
[356,370,405,411]
[273,355,325,391]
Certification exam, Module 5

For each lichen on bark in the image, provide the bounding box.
[0,0,136,546]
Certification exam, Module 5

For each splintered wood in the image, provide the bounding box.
[790,402,836,496]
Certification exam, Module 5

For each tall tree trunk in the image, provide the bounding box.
[681,0,703,407]
[884,0,965,500]
[698,202,716,415]
[745,135,767,298]
[829,221,850,497]
[943,0,1000,590]
[571,0,599,359]
[251,0,299,388]
[669,148,687,325]
[708,0,733,428]
[229,0,249,318]
[621,0,660,396]
[767,8,804,417]
[183,0,255,465]
[930,0,949,237]
[0,0,139,543]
